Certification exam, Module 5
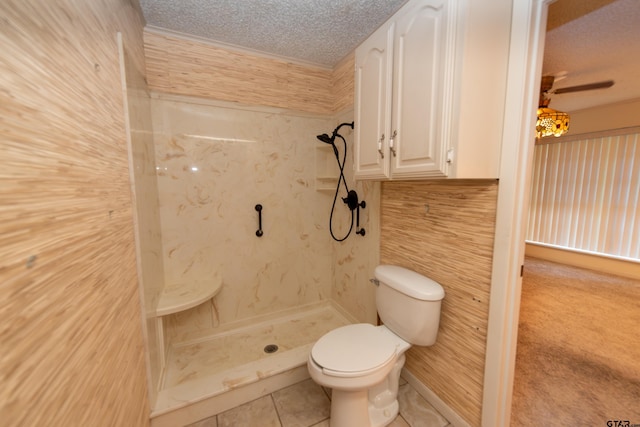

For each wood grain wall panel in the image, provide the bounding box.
[144,30,336,114]
[332,53,355,113]
[380,180,498,426]
[0,0,149,425]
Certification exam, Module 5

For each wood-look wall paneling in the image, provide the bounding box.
[332,53,355,113]
[380,180,498,427]
[1,1,150,425]
[143,29,336,115]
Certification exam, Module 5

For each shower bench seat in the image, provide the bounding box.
[155,270,222,317]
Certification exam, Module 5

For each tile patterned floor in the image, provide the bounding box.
[187,377,450,427]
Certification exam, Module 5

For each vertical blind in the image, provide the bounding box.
[526,131,640,260]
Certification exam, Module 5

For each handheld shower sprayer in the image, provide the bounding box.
[316,122,354,145]
[315,122,365,241]
[316,133,333,144]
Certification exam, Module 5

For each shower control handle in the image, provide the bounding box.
[389,130,397,157]
[377,134,385,159]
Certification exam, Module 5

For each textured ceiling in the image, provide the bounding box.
[139,0,408,68]
[139,0,640,112]
[543,0,640,112]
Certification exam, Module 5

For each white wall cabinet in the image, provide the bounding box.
[354,0,507,180]
[353,15,394,179]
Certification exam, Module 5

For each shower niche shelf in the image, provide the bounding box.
[316,176,339,192]
[315,145,339,192]
[155,271,222,317]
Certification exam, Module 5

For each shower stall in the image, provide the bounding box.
[121,43,380,425]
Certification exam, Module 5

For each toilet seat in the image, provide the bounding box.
[311,324,398,378]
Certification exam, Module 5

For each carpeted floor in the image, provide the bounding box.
[511,257,640,426]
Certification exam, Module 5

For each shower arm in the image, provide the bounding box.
[332,122,354,140]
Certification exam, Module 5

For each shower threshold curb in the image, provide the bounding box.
[151,347,312,427]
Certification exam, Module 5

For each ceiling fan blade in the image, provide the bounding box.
[553,80,614,94]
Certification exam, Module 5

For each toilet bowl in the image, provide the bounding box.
[307,323,411,427]
[308,265,445,427]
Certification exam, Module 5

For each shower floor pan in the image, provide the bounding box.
[151,302,352,426]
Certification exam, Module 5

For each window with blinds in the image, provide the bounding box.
[526,131,640,260]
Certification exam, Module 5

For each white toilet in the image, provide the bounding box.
[308,265,445,427]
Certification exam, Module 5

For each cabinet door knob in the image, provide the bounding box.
[389,130,398,157]
[447,148,454,164]
[378,133,385,158]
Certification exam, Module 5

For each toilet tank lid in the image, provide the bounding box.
[374,265,444,301]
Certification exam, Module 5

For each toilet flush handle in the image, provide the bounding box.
[370,278,380,287]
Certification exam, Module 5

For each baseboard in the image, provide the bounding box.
[401,368,471,427]
[525,242,640,280]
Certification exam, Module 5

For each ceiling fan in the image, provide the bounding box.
[539,75,614,103]
[536,75,615,139]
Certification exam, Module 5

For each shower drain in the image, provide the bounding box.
[263,344,279,354]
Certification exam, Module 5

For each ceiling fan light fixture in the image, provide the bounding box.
[536,107,570,138]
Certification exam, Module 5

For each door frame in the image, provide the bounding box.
[482,0,553,425]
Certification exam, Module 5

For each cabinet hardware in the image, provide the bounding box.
[378,134,385,158]
[389,130,398,157]
[447,148,454,164]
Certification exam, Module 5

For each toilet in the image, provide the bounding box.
[308,265,445,427]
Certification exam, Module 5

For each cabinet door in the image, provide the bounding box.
[354,21,394,180]
[390,0,454,178]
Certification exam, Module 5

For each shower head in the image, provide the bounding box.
[316,122,354,145]
[316,133,334,144]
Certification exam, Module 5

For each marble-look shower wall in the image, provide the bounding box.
[151,94,335,341]
[329,110,380,324]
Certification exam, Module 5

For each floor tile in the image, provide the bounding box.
[217,395,281,427]
[272,379,330,427]
[388,415,411,426]
[183,363,449,427]
[321,386,331,400]
[399,375,408,387]
[185,415,217,427]
[398,384,449,427]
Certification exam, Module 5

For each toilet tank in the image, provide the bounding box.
[374,265,445,346]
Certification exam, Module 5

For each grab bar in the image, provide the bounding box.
[255,204,263,237]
